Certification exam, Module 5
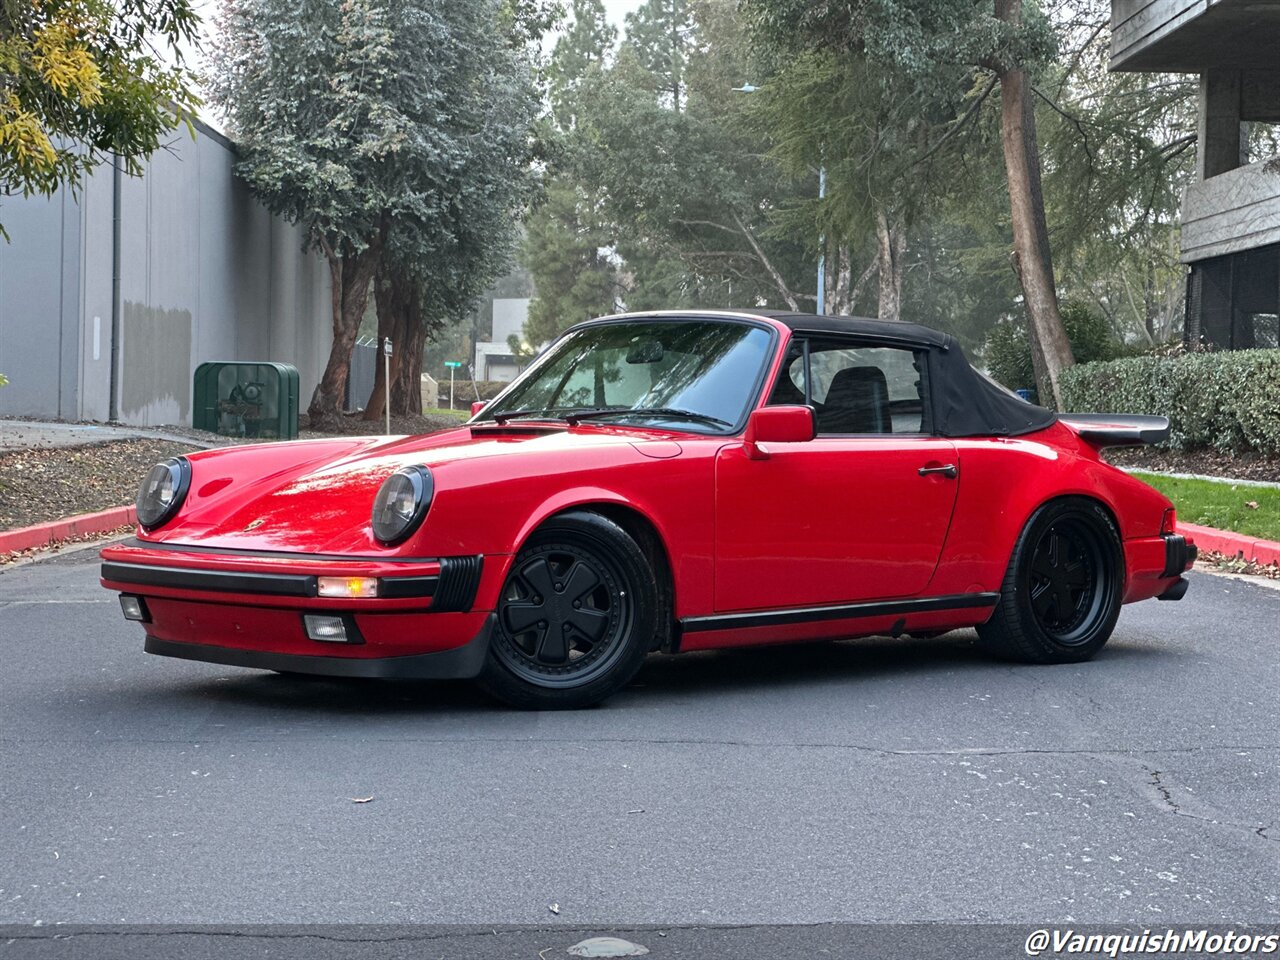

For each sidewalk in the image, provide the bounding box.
[0,418,221,453]
[0,418,222,560]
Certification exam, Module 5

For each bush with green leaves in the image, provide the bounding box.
[1059,349,1280,455]
[984,299,1128,397]
[447,380,511,402]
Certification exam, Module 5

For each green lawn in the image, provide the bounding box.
[1130,472,1280,542]
[423,407,471,422]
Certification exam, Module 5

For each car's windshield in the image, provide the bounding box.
[476,319,774,434]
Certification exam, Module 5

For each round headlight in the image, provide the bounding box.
[136,457,191,530]
[371,465,433,545]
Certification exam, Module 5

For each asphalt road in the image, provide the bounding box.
[1,543,1278,936]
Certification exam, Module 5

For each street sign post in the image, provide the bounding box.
[445,361,462,410]
[382,338,393,435]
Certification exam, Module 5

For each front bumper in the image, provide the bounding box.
[100,540,497,676]
[143,614,494,679]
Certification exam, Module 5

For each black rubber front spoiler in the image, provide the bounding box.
[143,613,494,679]
[1157,578,1189,602]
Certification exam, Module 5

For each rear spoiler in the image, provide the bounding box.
[1059,413,1170,448]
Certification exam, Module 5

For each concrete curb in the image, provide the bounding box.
[0,505,135,555]
[1181,521,1280,567]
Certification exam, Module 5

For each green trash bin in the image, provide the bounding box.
[193,362,300,440]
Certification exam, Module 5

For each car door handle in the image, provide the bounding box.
[918,464,958,479]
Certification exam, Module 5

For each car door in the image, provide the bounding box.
[714,337,960,612]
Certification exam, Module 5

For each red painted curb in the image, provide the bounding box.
[1180,521,1280,567]
[0,505,136,555]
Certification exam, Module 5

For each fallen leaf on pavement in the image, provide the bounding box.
[549,903,560,914]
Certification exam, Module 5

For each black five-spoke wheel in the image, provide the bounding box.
[1028,523,1104,644]
[480,511,658,709]
[979,498,1122,663]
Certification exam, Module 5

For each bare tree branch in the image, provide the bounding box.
[914,74,998,168]
[731,210,801,310]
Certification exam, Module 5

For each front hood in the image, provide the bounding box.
[141,426,657,555]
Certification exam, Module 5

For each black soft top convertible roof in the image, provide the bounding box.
[587,310,1059,439]
[751,310,1057,438]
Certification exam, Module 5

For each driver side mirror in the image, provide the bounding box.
[744,405,814,460]
[470,400,487,417]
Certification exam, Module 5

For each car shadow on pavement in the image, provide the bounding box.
[134,628,1175,716]
[627,630,1173,698]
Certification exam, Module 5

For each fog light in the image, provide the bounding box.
[302,614,349,642]
[119,595,149,623]
[317,576,378,598]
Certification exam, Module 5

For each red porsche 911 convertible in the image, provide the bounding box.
[101,311,1196,708]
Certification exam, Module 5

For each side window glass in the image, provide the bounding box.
[766,342,807,405]
[809,343,929,435]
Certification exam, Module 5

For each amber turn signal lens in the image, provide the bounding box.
[317,577,378,598]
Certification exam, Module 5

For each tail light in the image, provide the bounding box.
[1160,507,1177,535]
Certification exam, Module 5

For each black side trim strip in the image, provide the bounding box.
[433,555,484,612]
[103,561,317,597]
[680,592,1000,634]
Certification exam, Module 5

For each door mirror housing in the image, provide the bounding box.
[470,400,487,417]
[744,405,814,459]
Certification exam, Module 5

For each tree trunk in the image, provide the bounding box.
[874,210,906,322]
[393,291,428,417]
[831,245,851,315]
[363,266,406,423]
[308,238,382,428]
[1010,250,1051,399]
[365,268,433,420]
[995,0,1074,408]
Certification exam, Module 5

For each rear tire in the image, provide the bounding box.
[478,511,657,709]
[978,498,1123,664]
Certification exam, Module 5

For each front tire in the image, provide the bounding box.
[478,511,657,709]
[978,497,1123,664]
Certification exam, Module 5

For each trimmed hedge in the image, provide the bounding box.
[440,379,510,402]
[1058,349,1280,455]
[984,299,1129,396]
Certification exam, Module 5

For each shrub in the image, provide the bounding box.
[444,379,510,402]
[984,299,1129,396]
[1059,349,1280,455]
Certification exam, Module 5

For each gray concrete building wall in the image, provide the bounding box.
[0,121,331,426]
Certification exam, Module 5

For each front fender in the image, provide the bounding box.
[420,449,717,618]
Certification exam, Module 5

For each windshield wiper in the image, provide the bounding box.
[566,407,733,428]
[488,409,572,425]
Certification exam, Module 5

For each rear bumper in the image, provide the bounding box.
[1122,532,1197,603]
[1152,534,1197,603]
[1161,533,1198,578]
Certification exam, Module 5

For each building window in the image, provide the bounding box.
[1187,241,1280,349]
